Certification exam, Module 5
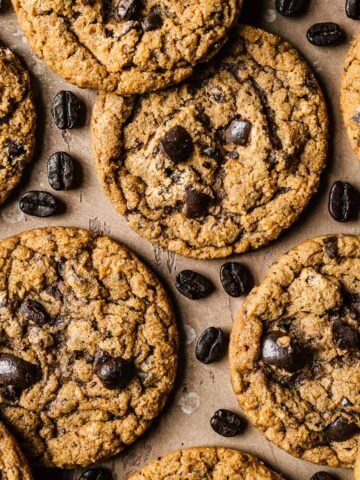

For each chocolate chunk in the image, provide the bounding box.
[224,119,251,146]
[352,112,360,123]
[276,0,309,16]
[142,13,163,31]
[323,237,338,260]
[117,0,137,20]
[332,320,359,350]
[310,473,337,480]
[307,23,344,47]
[79,468,112,480]
[328,181,358,222]
[175,270,214,300]
[210,409,244,437]
[19,191,58,217]
[51,91,83,130]
[0,353,41,390]
[20,299,48,326]
[344,292,360,321]
[324,417,359,442]
[48,152,75,191]
[93,352,134,390]
[7,140,25,161]
[261,331,306,372]
[160,125,193,163]
[220,262,253,297]
[195,327,227,364]
[184,188,211,218]
[202,145,222,161]
[346,0,360,19]
[0,385,21,402]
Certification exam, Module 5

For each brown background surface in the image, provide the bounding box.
[0,1,358,479]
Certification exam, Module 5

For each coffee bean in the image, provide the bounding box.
[184,188,211,218]
[346,0,360,19]
[48,152,75,191]
[142,13,162,31]
[276,0,309,16]
[20,299,48,326]
[210,409,244,437]
[307,23,343,47]
[51,91,83,130]
[220,262,253,297]
[195,327,227,364]
[175,270,214,300]
[261,331,306,372]
[332,320,359,350]
[324,416,359,442]
[93,352,134,390]
[310,473,337,480]
[160,125,193,163]
[323,237,338,260]
[224,119,251,146]
[79,468,112,480]
[328,181,358,222]
[117,0,137,20]
[0,353,41,390]
[20,191,58,217]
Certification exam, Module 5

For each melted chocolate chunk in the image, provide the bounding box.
[93,352,134,390]
[142,13,163,31]
[324,417,359,442]
[184,188,211,218]
[117,0,138,20]
[160,125,193,163]
[224,119,251,146]
[323,237,338,260]
[20,299,48,325]
[0,353,41,390]
[261,331,307,372]
[332,320,359,350]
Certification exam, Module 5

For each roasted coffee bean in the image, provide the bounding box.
[310,473,337,480]
[324,416,359,442]
[79,468,112,480]
[175,270,214,300]
[160,125,193,163]
[323,237,338,260]
[332,320,359,350]
[0,353,41,390]
[185,188,211,218]
[220,262,253,297]
[94,352,134,390]
[142,13,163,31]
[276,0,309,16]
[117,0,137,20]
[261,331,306,372]
[195,327,227,364]
[328,181,358,222]
[20,299,48,326]
[20,191,58,217]
[224,119,251,145]
[346,0,360,19]
[307,23,343,47]
[210,409,244,437]
[48,152,75,191]
[202,145,221,161]
[51,91,82,130]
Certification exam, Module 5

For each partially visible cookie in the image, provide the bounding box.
[0,421,32,480]
[230,235,360,468]
[12,0,241,95]
[0,227,178,468]
[128,447,284,480]
[355,445,360,480]
[92,25,328,259]
[0,47,36,205]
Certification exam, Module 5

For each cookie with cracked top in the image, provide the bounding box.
[91,25,328,259]
[229,235,360,467]
[0,47,36,206]
[0,227,178,468]
[128,447,285,480]
[11,0,241,95]
[0,421,33,480]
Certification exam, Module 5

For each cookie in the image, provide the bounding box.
[0,421,32,480]
[229,235,360,468]
[91,25,328,260]
[0,227,178,468]
[128,447,284,480]
[12,0,241,95]
[356,446,360,480]
[341,32,360,162]
[0,46,36,206]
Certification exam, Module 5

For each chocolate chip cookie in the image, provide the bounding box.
[342,32,360,162]
[356,446,360,480]
[12,0,241,95]
[0,46,36,206]
[128,447,284,480]
[0,227,178,468]
[0,421,32,480]
[92,25,328,259]
[229,235,360,468]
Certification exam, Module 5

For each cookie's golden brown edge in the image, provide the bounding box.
[0,421,33,480]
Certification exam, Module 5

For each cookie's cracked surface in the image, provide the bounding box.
[92,25,328,259]
[230,235,360,468]
[12,0,241,95]
[0,47,36,206]
[0,227,178,468]
[341,32,360,163]
[0,422,32,480]
[128,447,284,480]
